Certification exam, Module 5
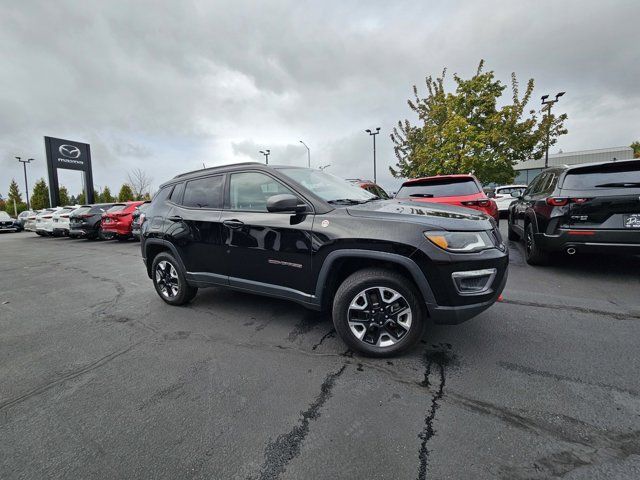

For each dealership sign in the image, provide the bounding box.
[44,136,95,205]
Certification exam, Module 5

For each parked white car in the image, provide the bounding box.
[52,206,80,236]
[35,208,60,236]
[24,210,42,232]
[493,184,527,212]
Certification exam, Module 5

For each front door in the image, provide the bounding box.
[222,171,314,300]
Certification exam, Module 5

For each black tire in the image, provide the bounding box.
[116,235,129,242]
[524,222,549,266]
[151,252,198,306]
[332,268,425,357]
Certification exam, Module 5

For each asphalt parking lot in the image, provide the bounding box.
[2,225,640,480]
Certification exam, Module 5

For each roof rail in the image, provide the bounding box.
[173,161,263,179]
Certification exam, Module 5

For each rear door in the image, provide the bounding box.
[561,161,640,230]
[221,171,314,297]
[165,175,228,284]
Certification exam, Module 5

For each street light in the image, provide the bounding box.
[16,156,34,210]
[299,140,310,168]
[541,92,565,168]
[259,149,271,165]
[318,164,331,171]
[365,127,381,183]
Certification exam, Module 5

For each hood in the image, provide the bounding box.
[346,199,494,231]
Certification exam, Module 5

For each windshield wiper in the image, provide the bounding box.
[409,193,434,197]
[327,198,364,205]
[594,182,640,188]
[362,196,381,203]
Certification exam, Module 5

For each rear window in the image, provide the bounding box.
[562,161,640,190]
[106,204,126,213]
[72,207,91,216]
[397,177,480,198]
[183,175,224,209]
[89,205,111,213]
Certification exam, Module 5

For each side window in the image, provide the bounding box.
[153,185,173,203]
[229,172,295,212]
[541,172,558,193]
[526,174,545,196]
[183,175,224,209]
[170,182,184,203]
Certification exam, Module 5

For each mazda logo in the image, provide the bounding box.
[59,144,81,159]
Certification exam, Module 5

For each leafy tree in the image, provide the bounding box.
[77,192,86,204]
[101,186,114,203]
[31,179,50,210]
[8,179,22,204]
[59,186,70,206]
[69,195,77,205]
[631,141,640,158]
[118,183,135,202]
[390,60,568,184]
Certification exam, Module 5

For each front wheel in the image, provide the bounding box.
[152,252,198,306]
[332,268,425,357]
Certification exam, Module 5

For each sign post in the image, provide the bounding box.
[44,136,95,206]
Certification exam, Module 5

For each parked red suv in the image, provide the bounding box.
[395,174,499,222]
[101,201,144,240]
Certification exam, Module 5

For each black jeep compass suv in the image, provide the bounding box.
[141,163,508,356]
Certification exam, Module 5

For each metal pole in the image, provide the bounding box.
[544,102,552,168]
[17,157,32,210]
[373,135,377,184]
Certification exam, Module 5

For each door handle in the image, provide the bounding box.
[168,215,183,222]
[223,219,244,229]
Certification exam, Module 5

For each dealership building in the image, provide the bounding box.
[513,146,635,184]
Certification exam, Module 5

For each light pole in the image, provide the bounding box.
[318,164,331,171]
[16,157,34,210]
[299,140,310,168]
[259,149,271,165]
[365,127,381,183]
[541,92,565,168]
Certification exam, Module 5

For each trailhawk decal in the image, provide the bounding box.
[268,259,303,269]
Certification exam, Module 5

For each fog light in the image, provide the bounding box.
[451,269,496,295]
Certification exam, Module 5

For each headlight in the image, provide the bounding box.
[424,231,493,253]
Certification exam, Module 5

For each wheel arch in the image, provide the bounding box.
[144,240,186,278]
[314,249,436,310]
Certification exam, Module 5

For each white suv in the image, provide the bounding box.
[493,184,527,213]
[52,206,80,236]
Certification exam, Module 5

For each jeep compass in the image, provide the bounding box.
[141,163,508,356]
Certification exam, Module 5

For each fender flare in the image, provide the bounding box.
[314,249,437,306]
[143,238,187,277]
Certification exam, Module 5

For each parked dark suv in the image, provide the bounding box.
[69,203,115,239]
[141,163,508,356]
[508,159,640,265]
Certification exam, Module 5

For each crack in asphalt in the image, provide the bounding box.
[499,361,640,397]
[500,298,640,321]
[0,338,148,413]
[416,345,454,480]
[311,328,336,350]
[251,364,347,480]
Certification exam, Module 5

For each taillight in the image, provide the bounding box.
[80,214,92,218]
[43,215,52,219]
[546,197,569,206]
[61,214,69,218]
[462,199,491,207]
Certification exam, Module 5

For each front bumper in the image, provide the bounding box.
[0,226,18,232]
[535,229,640,254]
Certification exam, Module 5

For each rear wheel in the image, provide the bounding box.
[152,252,198,306]
[525,223,549,265]
[332,268,425,357]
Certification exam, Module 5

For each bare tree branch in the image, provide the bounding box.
[127,168,153,200]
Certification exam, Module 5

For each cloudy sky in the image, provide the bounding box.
[1,0,639,198]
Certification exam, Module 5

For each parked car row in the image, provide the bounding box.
[14,201,151,241]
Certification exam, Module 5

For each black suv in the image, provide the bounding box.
[508,159,640,265]
[69,203,115,239]
[141,163,508,356]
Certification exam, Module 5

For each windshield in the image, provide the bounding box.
[396,177,480,198]
[279,168,376,203]
[0,211,11,219]
[562,162,640,190]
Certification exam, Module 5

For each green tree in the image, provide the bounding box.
[59,186,70,206]
[8,179,22,204]
[31,179,50,210]
[101,186,114,203]
[631,141,640,158]
[390,60,568,184]
[77,192,86,204]
[118,183,134,202]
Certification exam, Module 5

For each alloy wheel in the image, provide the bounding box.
[347,286,412,347]
[155,260,180,298]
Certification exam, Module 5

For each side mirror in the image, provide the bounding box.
[266,194,307,213]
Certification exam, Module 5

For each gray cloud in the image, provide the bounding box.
[1,0,639,198]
